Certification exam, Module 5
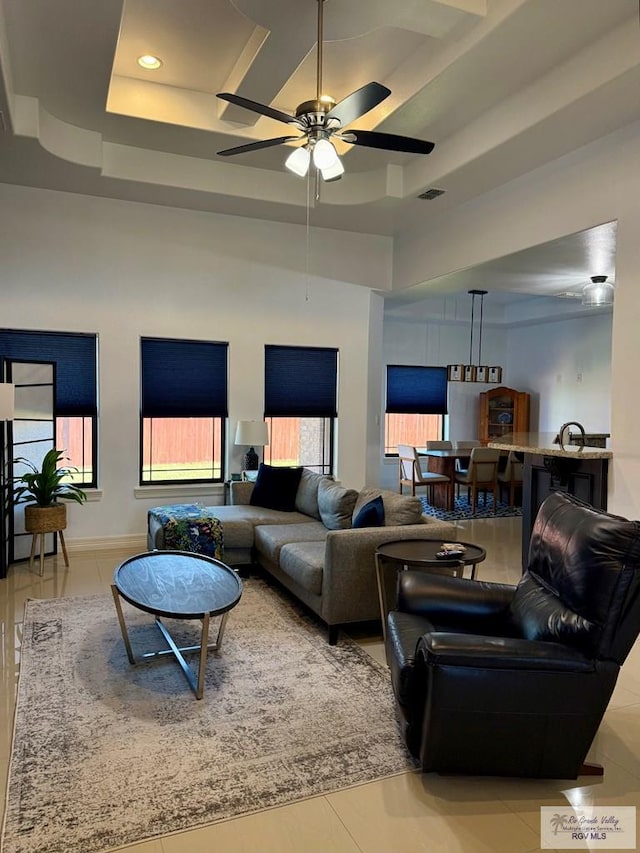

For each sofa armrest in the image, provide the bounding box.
[229,480,254,505]
[397,570,516,624]
[319,521,457,625]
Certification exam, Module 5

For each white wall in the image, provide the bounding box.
[392,120,640,517]
[506,313,612,434]
[1,183,392,543]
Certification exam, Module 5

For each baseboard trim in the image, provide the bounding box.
[67,534,147,554]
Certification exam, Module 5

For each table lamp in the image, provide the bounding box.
[234,420,269,471]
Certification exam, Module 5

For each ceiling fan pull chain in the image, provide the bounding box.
[305,168,312,302]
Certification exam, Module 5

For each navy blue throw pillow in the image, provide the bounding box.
[250,464,303,512]
[353,495,385,528]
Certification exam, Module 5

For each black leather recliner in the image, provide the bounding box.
[386,491,640,778]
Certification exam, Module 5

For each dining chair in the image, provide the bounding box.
[497,450,524,507]
[425,440,452,450]
[397,444,450,502]
[453,440,481,450]
[453,440,482,493]
[454,447,500,513]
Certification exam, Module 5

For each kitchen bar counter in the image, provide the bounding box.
[488,432,611,459]
[488,433,611,568]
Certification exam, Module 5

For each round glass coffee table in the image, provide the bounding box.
[111,550,242,699]
[375,538,486,643]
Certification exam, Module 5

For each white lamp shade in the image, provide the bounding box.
[321,157,344,182]
[235,420,269,447]
[0,383,15,420]
[313,138,339,170]
[285,146,311,177]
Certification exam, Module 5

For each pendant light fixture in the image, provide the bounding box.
[582,275,615,307]
[449,291,501,382]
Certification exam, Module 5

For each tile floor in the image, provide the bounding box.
[1,517,639,852]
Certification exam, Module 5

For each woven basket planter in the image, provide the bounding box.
[24,503,67,534]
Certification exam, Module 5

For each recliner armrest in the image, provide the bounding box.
[417,632,595,672]
[397,570,516,623]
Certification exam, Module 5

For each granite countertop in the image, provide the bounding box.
[488,432,612,459]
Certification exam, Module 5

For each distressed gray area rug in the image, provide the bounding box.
[2,578,415,853]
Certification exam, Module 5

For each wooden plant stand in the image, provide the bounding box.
[24,503,69,576]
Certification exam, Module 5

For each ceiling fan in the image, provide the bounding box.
[216,0,435,181]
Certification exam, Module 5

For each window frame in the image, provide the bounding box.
[264,345,338,474]
[384,365,448,457]
[265,416,334,474]
[139,336,228,486]
[0,329,98,488]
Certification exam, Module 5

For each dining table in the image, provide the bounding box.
[417,448,474,511]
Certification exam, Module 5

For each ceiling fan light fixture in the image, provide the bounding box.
[320,158,344,182]
[285,146,311,177]
[312,138,339,170]
[582,275,615,307]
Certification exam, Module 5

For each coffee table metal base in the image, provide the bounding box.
[111,585,229,699]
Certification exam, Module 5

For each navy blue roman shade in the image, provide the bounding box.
[0,329,97,416]
[386,365,448,415]
[264,345,338,417]
[141,337,228,418]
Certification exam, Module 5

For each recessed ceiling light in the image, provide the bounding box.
[137,55,162,70]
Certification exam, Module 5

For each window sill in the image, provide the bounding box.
[133,483,225,501]
[83,489,103,502]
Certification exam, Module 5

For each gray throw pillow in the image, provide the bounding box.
[295,469,333,519]
[353,488,423,526]
[318,479,358,530]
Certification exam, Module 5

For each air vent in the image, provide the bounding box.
[417,188,445,200]
[555,291,582,299]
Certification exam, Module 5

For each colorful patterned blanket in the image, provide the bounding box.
[149,504,223,559]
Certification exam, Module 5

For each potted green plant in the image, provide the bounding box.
[13,448,87,539]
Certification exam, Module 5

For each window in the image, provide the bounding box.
[140,337,228,484]
[264,345,337,474]
[385,365,448,455]
[0,330,97,486]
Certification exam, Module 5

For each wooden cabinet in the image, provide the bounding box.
[478,386,530,445]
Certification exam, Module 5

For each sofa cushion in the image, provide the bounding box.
[318,479,359,530]
[279,541,325,597]
[353,488,423,526]
[250,463,303,512]
[352,495,385,528]
[254,521,328,565]
[294,469,333,519]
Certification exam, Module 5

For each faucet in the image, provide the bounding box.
[557,421,586,450]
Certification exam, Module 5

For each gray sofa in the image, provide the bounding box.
[148,469,456,643]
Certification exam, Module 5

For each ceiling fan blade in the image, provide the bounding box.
[217,136,301,157]
[325,82,391,127]
[347,129,435,155]
[217,93,302,127]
